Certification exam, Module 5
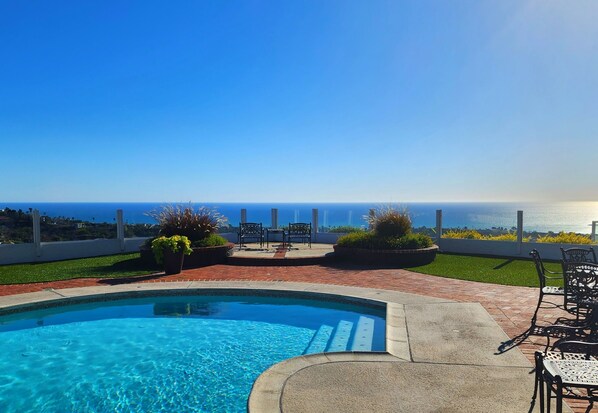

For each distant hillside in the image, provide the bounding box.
[0,208,158,244]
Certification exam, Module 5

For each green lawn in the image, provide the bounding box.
[410,253,562,287]
[0,253,158,285]
[0,252,561,287]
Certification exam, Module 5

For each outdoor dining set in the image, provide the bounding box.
[528,247,598,413]
[236,222,312,249]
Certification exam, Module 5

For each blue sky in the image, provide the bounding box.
[1,1,597,202]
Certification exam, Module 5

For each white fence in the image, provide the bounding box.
[0,238,148,265]
[0,208,596,265]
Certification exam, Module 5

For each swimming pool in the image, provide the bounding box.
[0,294,386,412]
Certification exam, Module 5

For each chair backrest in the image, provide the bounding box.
[288,223,311,236]
[554,340,598,359]
[561,247,597,264]
[239,222,262,236]
[529,249,548,288]
[563,262,598,307]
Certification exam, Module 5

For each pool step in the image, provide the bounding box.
[327,320,354,352]
[304,324,334,354]
[350,316,375,351]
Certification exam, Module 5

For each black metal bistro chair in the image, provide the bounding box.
[563,262,598,322]
[237,222,264,249]
[561,247,597,265]
[529,303,598,413]
[533,341,598,413]
[286,223,312,248]
[529,250,565,331]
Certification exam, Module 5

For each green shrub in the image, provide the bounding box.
[393,233,433,249]
[337,232,433,250]
[536,232,593,245]
[337,232,377,248]
[367,205,412,237]
[327,226,365,233]
[191,233,228,248]
[147,204,227,242]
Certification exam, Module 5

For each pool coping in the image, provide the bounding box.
[0,281,446,412]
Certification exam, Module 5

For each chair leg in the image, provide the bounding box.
[584,401,594,413]
[540,371,546,413]
[529,354,542,413]
[546,379,551,413]
[555,378,563,413]
[530,292,544,332]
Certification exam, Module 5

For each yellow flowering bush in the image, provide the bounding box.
[536,232,593,245]
[151,235,193,264]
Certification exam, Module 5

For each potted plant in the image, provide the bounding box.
[144,204,234,268]
[333,205,438,267]
[151,235,193,275]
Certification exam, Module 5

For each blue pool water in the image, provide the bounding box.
[0,295,385,412]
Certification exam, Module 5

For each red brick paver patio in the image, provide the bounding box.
[0,264,593,411]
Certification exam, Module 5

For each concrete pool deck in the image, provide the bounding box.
[0,281,567,412]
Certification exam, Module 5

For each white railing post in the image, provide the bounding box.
[592,221,597,243]
[271,208,278,229]
[241,209,247,224]
[32,209,41,257]
[435,209,443,243]
[116,209,125,251]
[312,208,318,241]
[517,210,524,254]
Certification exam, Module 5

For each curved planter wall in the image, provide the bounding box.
[333,245,438,267]
[183,243,234,269]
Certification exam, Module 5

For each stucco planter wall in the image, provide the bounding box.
[182,243,235,269]
[140,243,234,269]
[333,244,439,267]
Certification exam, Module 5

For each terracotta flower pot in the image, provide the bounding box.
[163,249,185,275]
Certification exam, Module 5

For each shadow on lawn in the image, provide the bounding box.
[493,259,515,270]
[87,258,162,284]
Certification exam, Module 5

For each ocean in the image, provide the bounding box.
[2,202,597,234]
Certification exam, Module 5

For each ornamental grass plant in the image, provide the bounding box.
[147,204,227,244]
[337,205,433,250]
[367,205,412,237]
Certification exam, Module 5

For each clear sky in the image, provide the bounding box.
[1,1,597,202]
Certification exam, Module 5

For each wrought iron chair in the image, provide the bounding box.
[237,222,264,249]
[563,262,598,322]
[529,250,565,330]
[561,247,597,265]
[533,341,598,413]
[286,223,312,248]
[529,303,598,413]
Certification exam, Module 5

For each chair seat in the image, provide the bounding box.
[544,359,598,387]
[543,286,565,295]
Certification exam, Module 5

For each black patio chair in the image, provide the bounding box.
[529,250,565,330]
[563,262,598,322]
[287,223,312,248]
[237,222,264,249]
[561,247,597,265]
[529,303,598,413]
[532,340,598,413]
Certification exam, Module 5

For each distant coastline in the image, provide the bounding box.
[1,202,596,234]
